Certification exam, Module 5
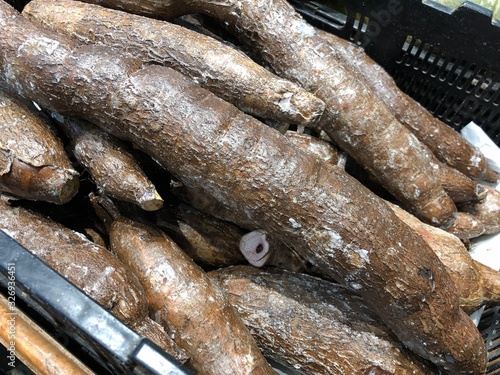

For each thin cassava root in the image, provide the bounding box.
[49,112,164,211]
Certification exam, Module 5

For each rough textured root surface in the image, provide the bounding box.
[109,217,276,375]
[0,199,188,363]
[0,90,79,203]
[131,317,189,364]
[387,201,500,313]
[444,212,486,239]
[316,29,488,180]
[0,4,486,373]
[460,184,500,235]
[154,202,248,267]
[433,159,485,204]
[23,0,325,127]
[50,112,163,211]
[57,0,459,226]
[209,265,439,375]
[283,130,343,166]
[283,125,482,206]
[0,199,147,324]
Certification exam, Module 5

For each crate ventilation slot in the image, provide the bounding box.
[478,306,500,374]
[393,35,500,140]
[350,13,370,44]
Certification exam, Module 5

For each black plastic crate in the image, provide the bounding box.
[290,0,500,145]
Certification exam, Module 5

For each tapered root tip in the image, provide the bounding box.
[436,309,487,375]
[482,168,500,184]
[239,230,272,267]
[139,189,164,211]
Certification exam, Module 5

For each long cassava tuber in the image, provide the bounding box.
[98,200,276,375]
[23,0,325,127]
[0,90,79,204]
[48,112,164,211]
[0,198,188,363]
[24,0,486,207]
[0,4,486,373]
[210,266,439,375]
[71,0,460,227]
[316,29,490,181]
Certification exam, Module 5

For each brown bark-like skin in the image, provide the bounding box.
[0,199,187,362]
[316,29,488,181]
[437,162,486,204]
[283,126,483,205]
[74,0,458,227]
[460,185,500,235]
[0,90,78,204]
[0,5,486,373]
[109,216,276,375]
[387,201,500,313]
[209,266,439,375]
[23,0,325,127]
[155,202,248,267]
[50,112,163,211]
[444,212,486,239]
[283,131,343,166]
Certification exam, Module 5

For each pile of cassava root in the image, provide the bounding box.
[1,0,500,374]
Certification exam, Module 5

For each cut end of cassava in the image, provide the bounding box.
[285,88,325,126]
[475,184,488,202]
[239,230,272,267]
[54,170,80,204]
[418,191,457,229]
[36,166,80,204]
[0,159,79,204]
[138,189,164,211]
